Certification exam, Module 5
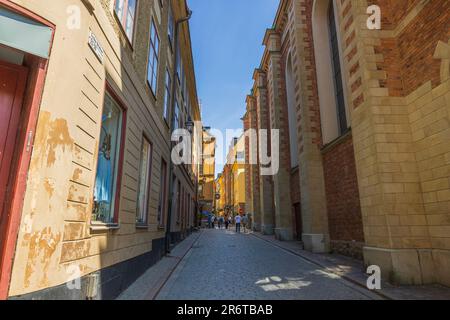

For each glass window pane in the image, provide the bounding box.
[93,93,122,223]
[137,138,151,223]
[148,21,159,93]
[115,0,124,19]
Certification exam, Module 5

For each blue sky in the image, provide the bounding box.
[188,0,280,176]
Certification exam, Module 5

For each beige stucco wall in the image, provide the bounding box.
[8,0,200,296]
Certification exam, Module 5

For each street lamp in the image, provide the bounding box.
[185,116,194,134]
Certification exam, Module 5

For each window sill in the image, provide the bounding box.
[136,223,149,229]
[90,222,120,232]
[320,128,352,154]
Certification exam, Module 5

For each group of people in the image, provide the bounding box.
[207,214,249,233]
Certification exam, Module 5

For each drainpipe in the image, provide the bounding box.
[165,3,192,254]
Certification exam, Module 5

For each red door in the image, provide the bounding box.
[0,61,28,234]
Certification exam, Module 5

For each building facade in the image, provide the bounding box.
[244,0,450,286]
[217,135,246,218]
[198,129,216,216]
[0,0,203,299]
[215,173,225,215]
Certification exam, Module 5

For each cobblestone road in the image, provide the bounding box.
[156,229,380,300]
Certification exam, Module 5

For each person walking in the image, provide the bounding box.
[225,215,229,230]
[235,214,241,233]
[207,214,212,229]
[242,214,248,233]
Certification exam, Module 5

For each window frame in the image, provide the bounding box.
[176,180,181,224]
[328,0,348,135]
[158,158,168,228]
[92,83,127,228]
[163,68,171,122]
[168,5,175,51]
[173,99,181,130]
[114,0,138,45]
[136,134,153,226]
[147,18,160,96]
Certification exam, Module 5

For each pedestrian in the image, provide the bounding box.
[219,216,224,229]
[242,214,248,233]
[235,214,241,233]
[225,216,229,230]
[207,214,212,229]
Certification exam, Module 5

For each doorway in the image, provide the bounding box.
[293,203,302,241]
[0,60,28,246]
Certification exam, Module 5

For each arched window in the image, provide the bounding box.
[285,54,299,168]
[328,1,347,133]
[312,0,349,144]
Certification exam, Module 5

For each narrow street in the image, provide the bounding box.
[154,229,379,300]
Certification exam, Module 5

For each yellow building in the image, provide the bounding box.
[217,135,246,217]
[199,129,216,215]
[231,136,246,215]
[0,0,202,299]
[215,174,225,216]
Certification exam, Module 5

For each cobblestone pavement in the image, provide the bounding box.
[156,229,381,300]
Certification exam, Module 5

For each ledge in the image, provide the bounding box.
[320,128,352,155]
[90,222,120,232]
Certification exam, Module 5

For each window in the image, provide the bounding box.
[147,20,160,95]
[168,6,174,49]
[114,0,137,42]
[312,0,349,144]
[93,92,124,224]
[158,159,168,227]
[237,151,245,163]
[136,137,152,224]
[176,180,181,223]
[328,1,347,134]
[163,69,171,120]
[181,66,186,99]
[176,45,181,82]
[173,100,180,130]
[180,187,185,226]
[285,55,299,168]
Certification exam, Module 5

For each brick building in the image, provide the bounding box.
[243,0,450,286]
[0,0,203,299]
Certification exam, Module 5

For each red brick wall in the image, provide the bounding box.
[290,168,300,205]
[373,0,450,96]
[370,0,421,30]
[322,134,364,243]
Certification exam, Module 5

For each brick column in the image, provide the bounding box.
[264,30,294,241]
[244,95,262,231]
[346,0,434,285]
[253,69,275,235]
[289,0,330,252]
